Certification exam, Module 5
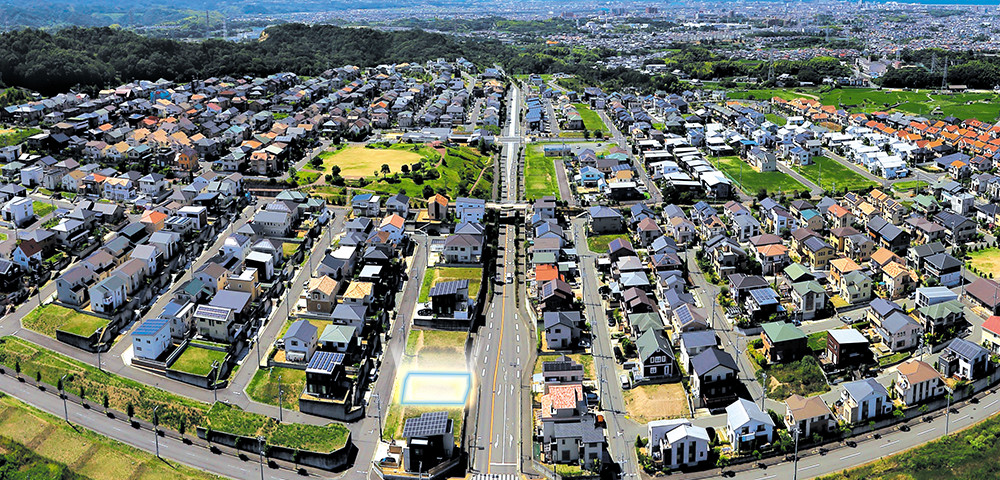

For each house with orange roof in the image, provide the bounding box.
[140,209,167,233]
[882,261,917,299]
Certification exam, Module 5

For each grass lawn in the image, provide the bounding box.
[205,403,349,452]
[33,201,56,218]
[247,367,307,411]
[317,144,424,178]
[524,144,560,200]
[709,155,808,196]
[534,353,596,379]
[572,103,609,133]
[878,351,911,367]
[817,402,1000,479]
[281,242,300,258]
[967,248,1000,279]
[0,127,41,148]
[794,156,877,193]
[766,356,830,398]
[807,331,828,353]
[169,345,228,377]
[726,89,815,102]
[586,234,628,254]
[0,395,221,480]
[22,304,108,337]
[294,169,321,185]
[892,180,928,192]
[622,383,689,424]
[765,113,786,126]
[418,266,482,302]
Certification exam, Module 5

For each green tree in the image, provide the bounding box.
[102,393,109,411]
[14,361,20,378]
[381,163,391,177]
[126,403,134,422]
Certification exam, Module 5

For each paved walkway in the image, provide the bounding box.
[777,162,824,196]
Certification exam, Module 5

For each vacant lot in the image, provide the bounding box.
[0,127,41,148]
[892,180,928,192]
[33,200,55,218]
[318,145,424,178]
[968,249,1000,279]
[247,366,307,411]
[205,403,349,452]
[587,234,628,254]
[169,345,227,377]
[709,156,808,196]
[794,156,877,193]
[418,266,482,302]
[22,304,108,338]
[623,383,689,424]
[0,395,221,480]
[572,103,609,133]
[766,356,830,398]
[524,144,561,200]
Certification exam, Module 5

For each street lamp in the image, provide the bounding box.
[59,374,69,423]
[945,386,954,435]
[153,405,161,457]
[791,427,800,480]
[371,392,383,441]
[257,435,266,480]
[277,373,283,423]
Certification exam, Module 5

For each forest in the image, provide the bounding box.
[878,48,1000,89]
[0,24,684,96]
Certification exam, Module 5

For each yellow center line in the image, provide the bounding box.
[486,225,510,474]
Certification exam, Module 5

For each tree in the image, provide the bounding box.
[102,393,109,411]
[78,385,85,400]
[126,402,135,422]
[293,449,301,468]
[401,164,409,174]
[178,418,186,436]
[14,361,20,378]
[381,163,391,177]
[35,371,41,383]
[330,165,341,176]
[422,185,435,199]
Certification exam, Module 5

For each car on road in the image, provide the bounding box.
[506,273,513,284]
[619,373,631,389]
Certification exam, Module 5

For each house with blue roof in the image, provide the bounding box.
[132,317,171,360]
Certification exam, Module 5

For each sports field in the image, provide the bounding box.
[317,145,424,178]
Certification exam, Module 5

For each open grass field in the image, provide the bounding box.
[709,155,808,195]
[168,345,227,377]
[725,89,814,102]
[586,234,628,254]
[383,329,467,442]
[968,249,1000,279]
[524,144,561,200]
[33,200,56,218]
[572,103,609,133]
[0,127,41,148]
[0,396,222,480]
[892,180,929,192]
[0,336,345,451]
[766,355,830,398]
[294,169,321,185]
[22,304,108,338]
[794,156,877,193]
[622,383,689,424]
[818,401,1000,480]
[247,367,307,411]
[418,266,482,302]
[317,144,425,178]
[764,113,786,126]
[807,331,828,352]
[205,402,349,452]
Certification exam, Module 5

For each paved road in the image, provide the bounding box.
[573,218,641,479]
[596,109,663,203]
[776,162,823,196]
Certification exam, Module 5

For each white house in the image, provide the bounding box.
[1,197,34,227]
[132,318,171,360]
[839,378,892,424]
[89,275,127,314]
[455,197,486,223]
[894,359,945,407]
[647,419,710,470]
[725,398,774,452]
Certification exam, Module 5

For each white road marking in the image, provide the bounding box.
[917,428,936,436]
[986,399,999,408]
[801,464,819,471]
[482,368,486,376]
[840,452,862,460]
[885,440,898,447]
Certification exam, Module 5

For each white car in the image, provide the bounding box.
[506,273,513,284]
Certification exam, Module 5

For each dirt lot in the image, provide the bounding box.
[622,383,690,424]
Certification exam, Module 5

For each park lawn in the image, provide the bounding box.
[892,180,928,192]
[357,145,493,200]
[586,234,628,254]
[794,156,877,193]
[968,249,1000,279]
[169,345,228,377]
[708,155,809,195]
[524,144,560,200]
[534,353,595,379]
[817,402,1000,480]
[22,304,108,338]
[247,367,307,411]
[0,396,222,480]
[205,403,349,452]
[766,356,829,398]
[33,201,56,218]
[622,383,689,424]
[807,331,828,352]
[572,103,609,133]
[294,169,321,185]
[318,144,426,178]
[418,266,483,303]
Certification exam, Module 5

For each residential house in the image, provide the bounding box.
[784,394,834,438]
[646,420,710,470]
[826,328,870,367]
[761,321,808,362]
[895,360,945,407]
[725,398,774,452]
[838,378,891,424]
[283,320,318,362]
[938,338,989,380]
[544,311,582,350]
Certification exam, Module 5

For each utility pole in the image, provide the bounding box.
[277,373,284,423]
[759,370,767,411]
[945,387,953,435]
[153,405,161,457]
[59,374,69,423]
[257,436,266,480]
[211,360,220,403]
[372,392,384,441]
[792,427,800,480]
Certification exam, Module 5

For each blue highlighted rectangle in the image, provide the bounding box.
[399,371,472,406]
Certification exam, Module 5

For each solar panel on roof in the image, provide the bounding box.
[133,318,168,336]
[195,305,231,321]
[401,411,450,438]
[306,351,344,374]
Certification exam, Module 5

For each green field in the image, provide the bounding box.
[169,345,228,377]
[794,156,877,193]
[766,356,830,398]
[892,180,929,192]
[726,89,815,102]
[0,395,221,480]
[293,169,321,185]
[205,403,349,452]
[0,127,41,148]
[418,266,483,302]
[572,103,609,133]
[22,304,108,338]
[968,248,1000,279]
[586,234,628,254]
[765,113,786,126]
[524,144,561,200]
[33,200,55,218]
[314,144,492,200]
[708,155,809,195]
[247,366,307,411]
[818,401,1000,479]
[0,336,347,452]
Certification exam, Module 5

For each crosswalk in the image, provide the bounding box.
[471,473,520,480]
